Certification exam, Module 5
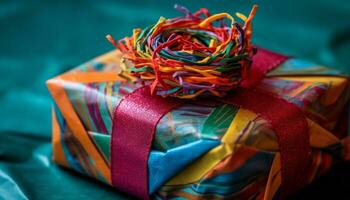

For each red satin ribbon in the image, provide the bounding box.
[223,88,310,197]
[111,86,182,199]
[243,47,290,87]
[111,48,310,199]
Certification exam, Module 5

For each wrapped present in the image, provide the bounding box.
[47,5,350,200]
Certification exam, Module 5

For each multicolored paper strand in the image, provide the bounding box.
[107,5,258,99]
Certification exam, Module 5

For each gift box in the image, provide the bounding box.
[47,5,350,200]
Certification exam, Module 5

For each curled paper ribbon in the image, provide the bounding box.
[107,5,258,99]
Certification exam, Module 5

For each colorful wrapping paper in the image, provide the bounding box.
[47,50,350,199]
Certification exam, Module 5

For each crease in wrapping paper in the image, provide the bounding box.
[47,72,126,183]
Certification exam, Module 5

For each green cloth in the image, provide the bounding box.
[0,0,349,199]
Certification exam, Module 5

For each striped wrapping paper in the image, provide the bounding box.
[47,50,350,200]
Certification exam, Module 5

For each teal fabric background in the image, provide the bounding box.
[0,0,349,199]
